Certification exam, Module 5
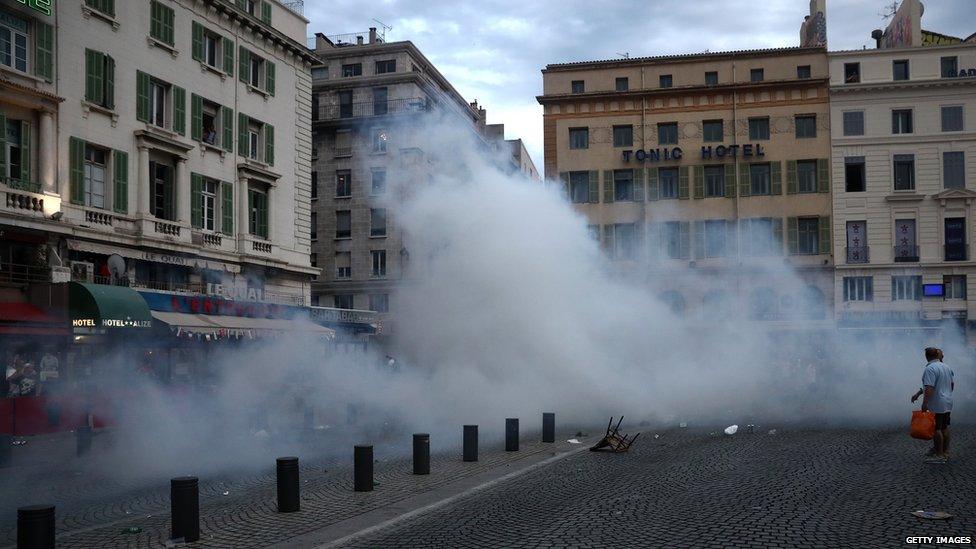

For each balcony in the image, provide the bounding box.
[845,246,869,264]
[317,98,429,121]
[945,243,968,262]
[1,176,41,194]
[893,245,919,263]
[0,261,51,285]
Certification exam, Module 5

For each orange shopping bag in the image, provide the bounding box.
[910,410,936,440]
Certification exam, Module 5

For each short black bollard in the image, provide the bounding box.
[413,434,430,475]
[17,505,55,549]
[542,412,555,443]
[276,457,300,513]
[0,434,12,468]
[505,418,519,452]
[462,425,478,462]
[170,476,200,542]
[76,426,92,457]
[354,445,373,492]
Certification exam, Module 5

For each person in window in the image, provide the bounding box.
[203,124,217,145]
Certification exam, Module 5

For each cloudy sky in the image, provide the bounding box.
[304,0,973,172]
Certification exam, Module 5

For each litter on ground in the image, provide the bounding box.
[566,438,582,444]
[912,510,953,520]
[724,425,738,435]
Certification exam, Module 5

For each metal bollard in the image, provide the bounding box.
[542,412,555,443]
[413,434,430,475]
[505,418,519,452]
[462,425,478,462]
[76,426,92,457]
[354,445,373,492]
[276,457,300,513]
[0,434,12,468]
[170,476,200,542]
[17,505,55,549]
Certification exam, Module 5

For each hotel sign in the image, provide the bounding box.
[945,68,976,78]
[15,0,52,16]
[622,143,766,163]
[72,317,152,328]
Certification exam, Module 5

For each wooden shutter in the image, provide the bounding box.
[772,217,784,255]
[738,219,750,257]
[136,71,150,122]
[69,137,85,205]
[786,160,797,194]
[0,114,6,176]
[819,215,831,254]
[163,166,175,219]
[693,165,704,199]
[693,220,705,259]
[221,182,234,234]
[264,124,274,166]
[724,163,735,198]
[602,224,614,253]
[261,1,272,24]
[85,50,104,105]
[236,0,246,8]
[173,86,186,135]
[266,61,276,96]
[647,222,660,259]
[588,171,599,203]
[113,150,128,214]
[679,222,690,259]
[787,217,798,255]
[817,158,830,193]
[105,0,115,16]
[558,172,569,198]
[150,1,161,43]
[259,193,269,238]
[239,47,250,83]
[161,3,175,45]
[726,220,737,256]
[222,37,234,76]
[104,55,115,109]
[738,163,751,197]
[647,167,659,201]
[191,22,204,61]
[678,166,689,199]
[770,161,782,195]
[633,168,645,202]
[19,122,29,183]
[190,94,202,141]
[34,21,54,82]
[191,173,203,228]
[603,170,614,203]
[222,107,234,152]
[238,113,248,156]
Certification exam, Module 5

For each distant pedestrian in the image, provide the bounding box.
[911,348,954,463]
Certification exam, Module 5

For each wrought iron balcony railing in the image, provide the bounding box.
[893,245,919,263]
[317,98,429,121]
[845,246,869,264]
[0,176,42,193]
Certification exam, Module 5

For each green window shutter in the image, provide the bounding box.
[587,171,599,203]
[190,94,202,141]
[105,0,115,16]
[221,182,233,234]
[772,217,784,255]
[602,224,614,252]
[19,122,30,183]
[0,114,6,176]
[726,220,737,256]
[633,168,645,202]
[69,137,85,205]
[787,217,799,255]
[238,113,248,156]
[247,189,255,233]
[34,21,54,82]
[221,106,234,152]
[191,22,204,61]
[136,71,150,122]
[817,158,830,193]
[259,194,269,238]
[162,3,175,46]
[190,173,203,228]
[786,160,797,194]
[770,161,782,195]
[163,166,175,219]
[693,220,705,259]
[104,55,115,109]
[173,86,186,135]
[647,222,661,257]
[647,168,659,201]
[679,221,690,259]
[678,166,689,199]
[239,46,250,83]
[819,216,831,254]
[738,219,750,256]
[222,37,235,76]
[724,163,736,198]
[113,150,128,214]
[236,0,246,8]
[693,165,704,199]
[558,172,569,198]
[150,1,160,42]
[264,124,274,166]
[261,1,272,24]
[266,61,276,96]
[738,163,751,197]
[85,49,104,105]
[602,170,614,203]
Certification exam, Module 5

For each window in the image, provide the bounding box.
[893,59,909,81]
[795,115,816,138]
[893,154,915,191]
[944,152,965,189]
[85,0,115,16]
[797,160,817,193]
[659,74,672,88]
[941,56,959,78]
[891,276,922,301]
[613,170,634,202]
[569,127,588,149]
[941,106,963,132]
[338,90,353,118]
[0,12,28,73]
[236,115,273,165]
[659,168,678,199]
[845,156,866,192]
[892,109,913,134]
[658,122,678,145]
[845,221,867,264]
[3,119,29,185]
[83,145,107,209]
[311,171,318,200]
[748,117,769,140]
[704,165,724,198]
[375,59,396,74]
[370,208,387,237]
[369,293,389,313]
[571,80,584,94]
[612,224,636,260]
[243,0,257,16]
[310,211,317,241]
[84,50,115,109]
[945,275,967,299]
[373,87,388,115]
[569,171,589,203]
[247,187,268,238]
[945,217,967,261]
[149,160,175,220]
[704,220,727,257]
[248,52,267,88]
[203,30,220,67]
[335,252,351,279]
[844,63,860,83]
[797,217,819,255]
[894,219,917,262]
[615,77,629,91]
[311,66,328,79]
[742,218,777,256]
[703,120,723,142]
[371,169,387,194]
[842,111,864,136]
[663,222,685,259]
[194,96,229,149]
[750,164,770,195]
[336,170,351,197]
[371,250,386,277]
[149,0,175,46]
[797,65,811,79]
[613,125,633,147]
[750,68,764,82]
[843,276,873,302]
[342,63,362,77]
[247,119,260,159]
[199,178,218,231]
[335,210,351,238]
[149,79,169,128]
[705,71,718,86]
[372,128,388,153]
[334,294,354,309]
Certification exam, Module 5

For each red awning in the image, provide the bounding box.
[0,302,69,336]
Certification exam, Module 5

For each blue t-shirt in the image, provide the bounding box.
[922,361,954,414]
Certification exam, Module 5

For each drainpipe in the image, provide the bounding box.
[731,53,741,298]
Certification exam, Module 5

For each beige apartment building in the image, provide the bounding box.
[538,47,834,322]
[829,42,976,332]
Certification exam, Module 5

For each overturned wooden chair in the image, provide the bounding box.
[589,416,640,453]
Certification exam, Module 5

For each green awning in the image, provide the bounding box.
[69,282,153,329]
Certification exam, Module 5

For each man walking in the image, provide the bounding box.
[911,348,954,463]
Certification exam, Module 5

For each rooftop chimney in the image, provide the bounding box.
[871,29,883,48]
[357,35,364,45]
[369,27,377,44]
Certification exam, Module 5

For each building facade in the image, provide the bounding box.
[538,47,834,322]
[0,0,318,306]
[829,43,976,332]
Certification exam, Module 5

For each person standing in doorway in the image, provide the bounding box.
[911,348,954,463]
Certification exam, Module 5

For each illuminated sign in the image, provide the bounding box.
[72,317,152,328]
[622,144,765,163]
[15,0,52,16]
[72,318,96,327]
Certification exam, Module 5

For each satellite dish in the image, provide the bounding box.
[107,254,126,283]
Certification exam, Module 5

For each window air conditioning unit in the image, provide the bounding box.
[70,261,94,282]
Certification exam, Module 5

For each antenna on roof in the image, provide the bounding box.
[616,52,630,59]
[879,1,898,20]
[372,19,392,41]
